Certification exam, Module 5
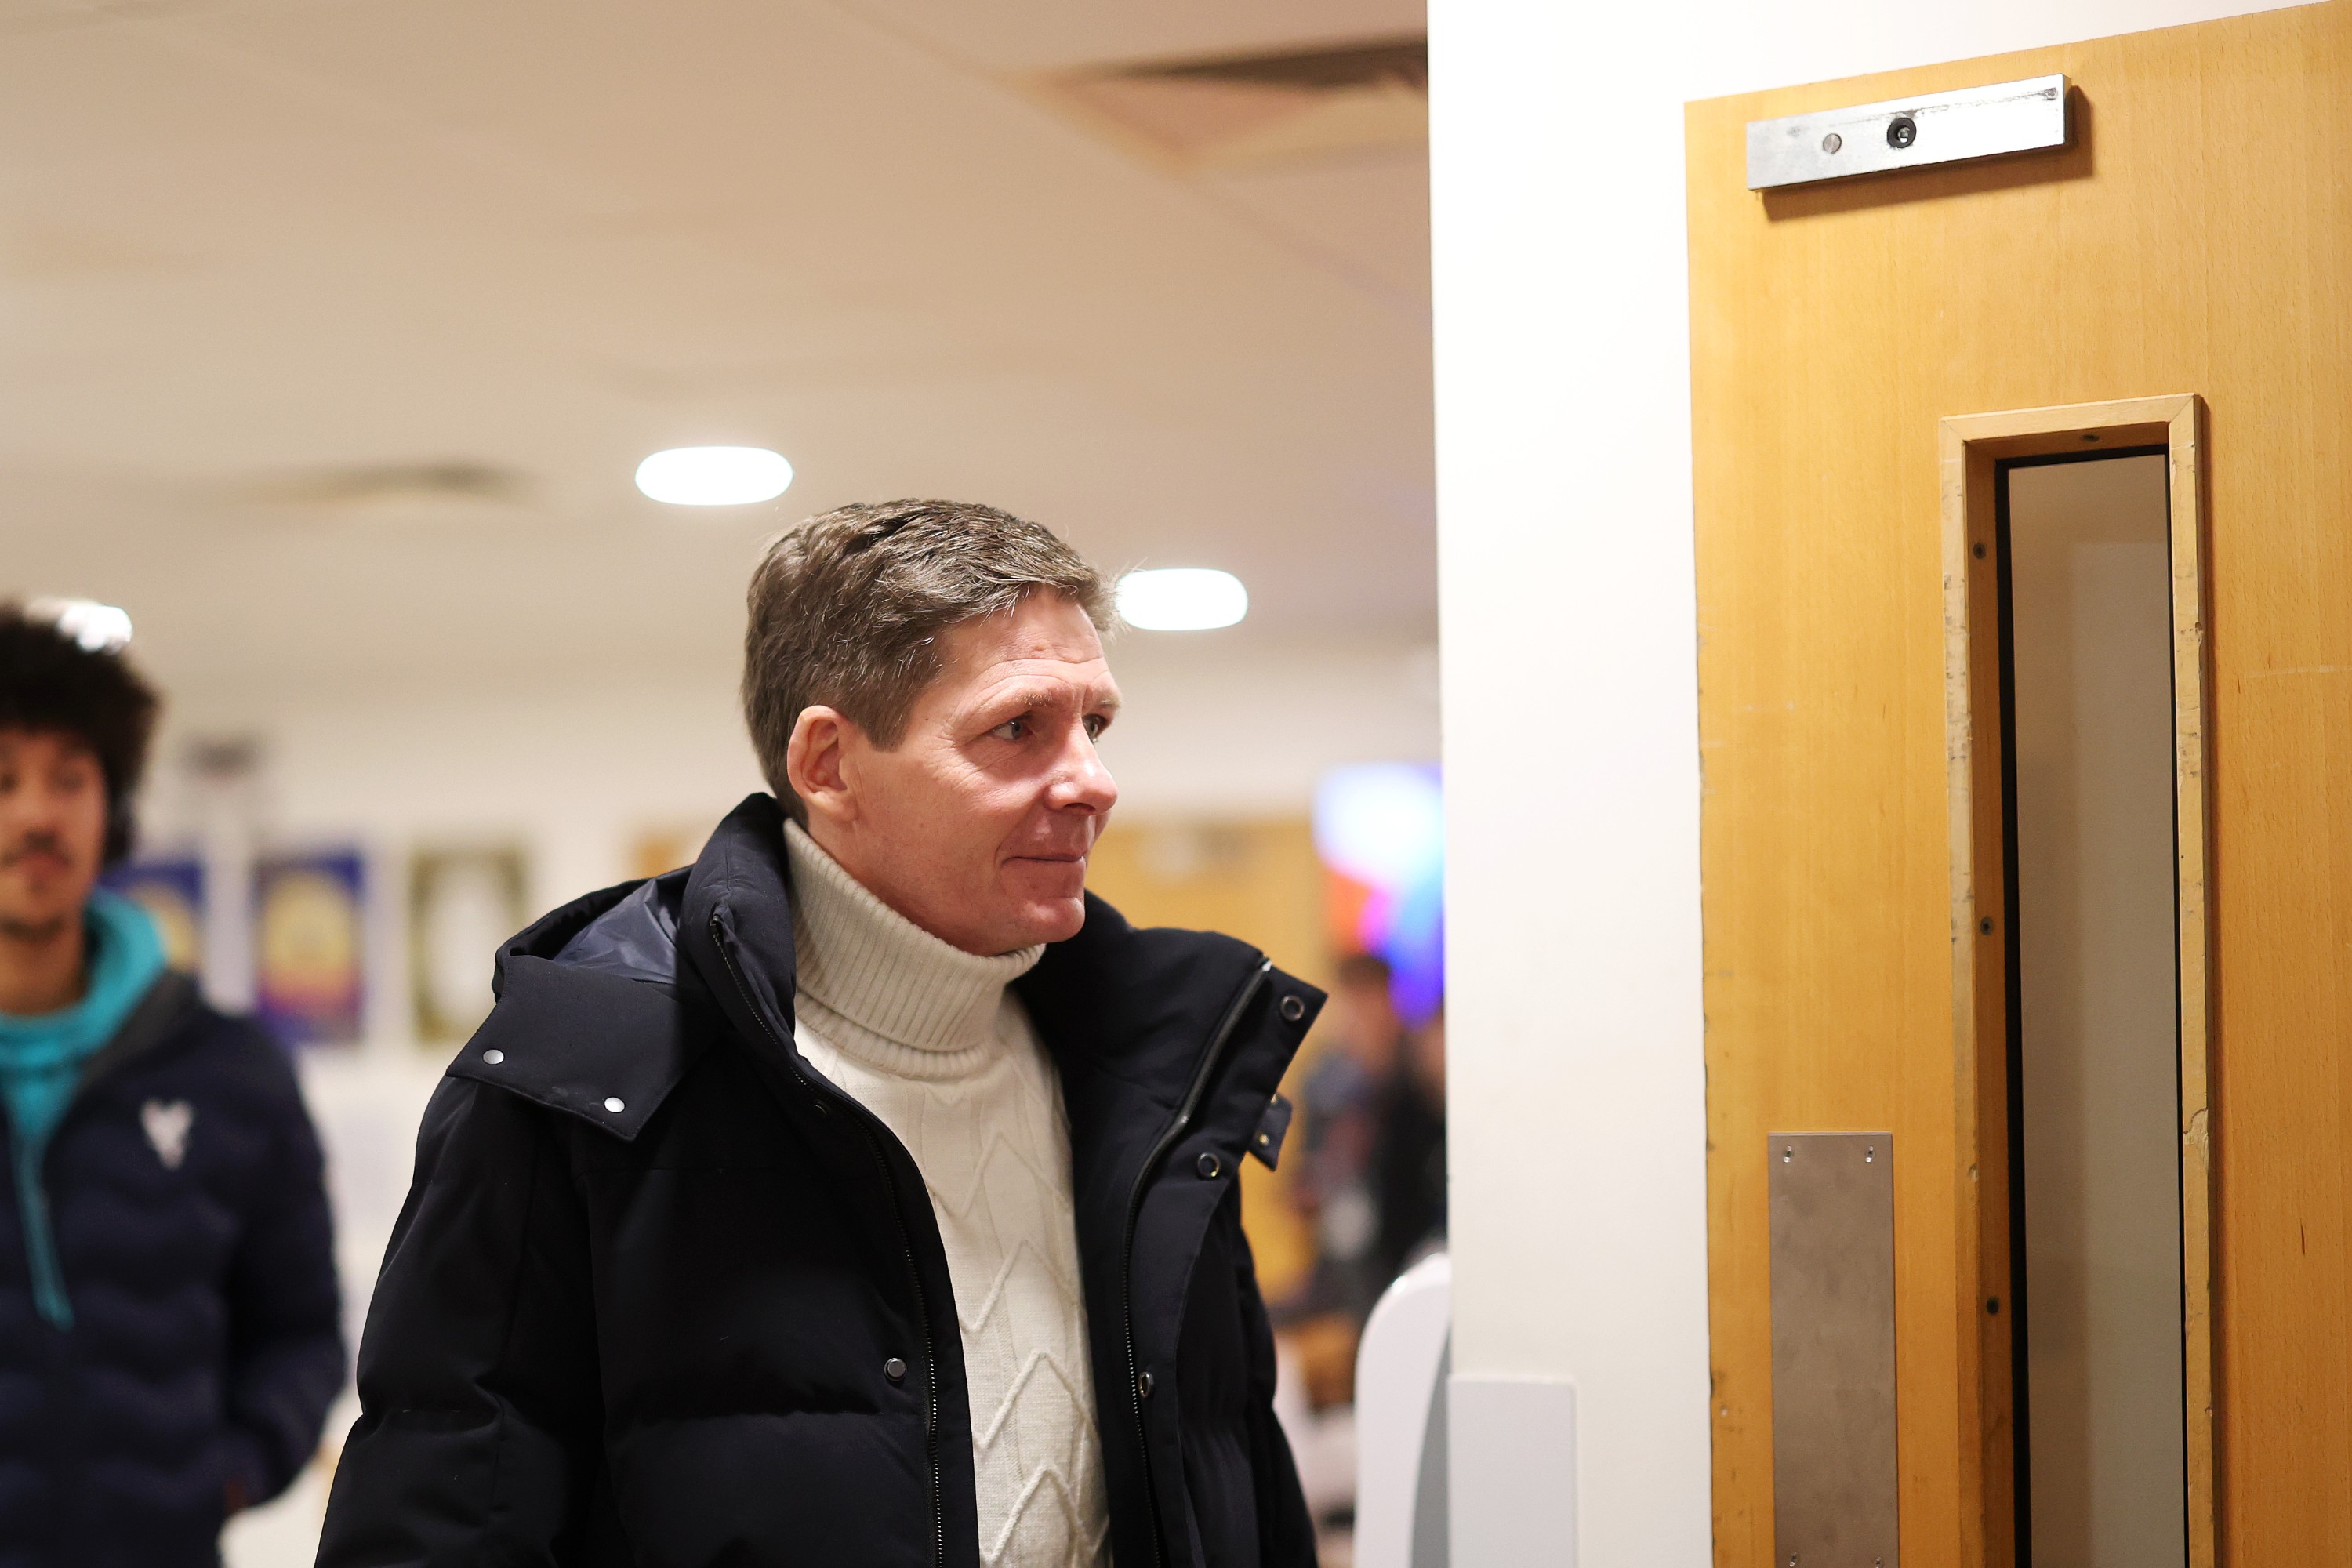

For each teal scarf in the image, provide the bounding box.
[0,890,166,1330]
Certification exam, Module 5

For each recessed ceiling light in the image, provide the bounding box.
[634,446,794,506]
[27,597,132,652]
[1116,568,1249,630]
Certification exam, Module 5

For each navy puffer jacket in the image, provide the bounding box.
[0,971,343,1566]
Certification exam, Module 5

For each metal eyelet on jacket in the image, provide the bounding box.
[1278,995,1306,1022]
[481,1049,504,1065]
[1136,1370,1155,1399]
[603,1097,625,1114]
[1195,1152,1221,1179]
[884,1357,907,1384]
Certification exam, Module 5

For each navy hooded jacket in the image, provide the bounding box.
[318,793,1321,1566]
[0,971,343,1566]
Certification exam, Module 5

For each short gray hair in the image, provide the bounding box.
[742,499,1111,818]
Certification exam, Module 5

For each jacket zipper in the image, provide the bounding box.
[709,913,946,1568]
[1120,957,1272,1568]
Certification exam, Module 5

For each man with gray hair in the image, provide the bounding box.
[319,501,1323,1567]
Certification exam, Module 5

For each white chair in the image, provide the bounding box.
[1352,1251,1452,1568]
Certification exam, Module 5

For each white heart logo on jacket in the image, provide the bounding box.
[140,1099,194,1171]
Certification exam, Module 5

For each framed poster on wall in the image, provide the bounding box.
[252,850,366,1047]
[409,845,528,1044]
[104,855,206,975]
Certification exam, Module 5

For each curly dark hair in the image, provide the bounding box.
[0,604,161,864]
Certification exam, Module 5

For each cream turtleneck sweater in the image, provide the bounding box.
[783,822,1112,1568]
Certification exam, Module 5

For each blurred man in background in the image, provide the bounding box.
[1371,1004,1446,1285]
[1280,958,1446,1423]
[1291,953,1408,1325]
[0,603,342,1566]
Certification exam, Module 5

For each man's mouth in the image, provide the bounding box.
[2,849,71,873]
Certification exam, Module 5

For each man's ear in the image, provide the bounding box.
[784,706,860,827]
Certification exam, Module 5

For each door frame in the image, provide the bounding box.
[1940,394,2216,1567]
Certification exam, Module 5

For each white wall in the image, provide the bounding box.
[1426,0,2301,1560]
[153,631,1440,970]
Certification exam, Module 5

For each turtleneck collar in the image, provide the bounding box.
[783,820,1043,1072]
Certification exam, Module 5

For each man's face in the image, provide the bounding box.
[789,591,1120,955]
[0,730,107,942]
[1334,978,1403,1073]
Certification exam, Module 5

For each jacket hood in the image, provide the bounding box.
[452,836,716,1140]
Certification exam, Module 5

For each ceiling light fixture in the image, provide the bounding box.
[634,446,794,506]
[1116,568,1249,631]
[27,597,133,652]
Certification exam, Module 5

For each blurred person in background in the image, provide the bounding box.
[1290,953,1407,1327]
[1371,1004,1445,1284]
[0,604,342,1565]
[320,502,1325,1568]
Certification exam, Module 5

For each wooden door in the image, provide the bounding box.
[1688,5,2352,1563]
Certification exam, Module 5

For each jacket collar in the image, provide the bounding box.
[450,795,817,1138]
[71,970,203,1097]
[678,794,802,1073]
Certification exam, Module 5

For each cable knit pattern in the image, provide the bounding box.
[785,823,1112,1568]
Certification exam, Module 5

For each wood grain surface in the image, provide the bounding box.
[1688,6,2352,1563]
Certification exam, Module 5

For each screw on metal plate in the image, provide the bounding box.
[1865,1145,1875,1163]
[1886,114,1918,148]
[1820,132,1842,154]
[1782,1145,1794,1163]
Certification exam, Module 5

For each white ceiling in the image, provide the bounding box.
[0,0,1432,704]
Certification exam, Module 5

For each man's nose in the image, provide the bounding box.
[1050,729,1119,814]
[8,788,69,831]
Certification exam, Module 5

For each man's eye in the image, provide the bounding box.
[1083,714,1109,740]
[990,718,1029,742]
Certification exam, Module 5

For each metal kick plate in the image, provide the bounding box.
[1747,74,2067,191]
[1770,1132,1898,1568]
